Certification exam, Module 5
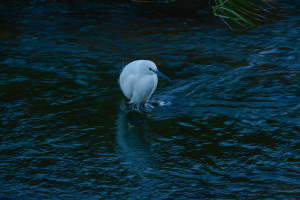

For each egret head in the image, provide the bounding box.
[140,60,171,82]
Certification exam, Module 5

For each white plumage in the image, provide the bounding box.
[119,60,170,111]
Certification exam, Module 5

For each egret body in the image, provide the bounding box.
[119,60,171,112]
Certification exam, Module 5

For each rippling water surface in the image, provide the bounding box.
[1,0,300,199]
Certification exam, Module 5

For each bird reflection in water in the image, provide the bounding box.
[115,100,159,176]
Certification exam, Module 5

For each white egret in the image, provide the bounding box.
[119,60,171,113]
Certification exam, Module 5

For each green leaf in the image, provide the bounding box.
[214,7,247,27]
[212,0,279,28]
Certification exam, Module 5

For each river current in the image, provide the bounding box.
[1,0,300,199]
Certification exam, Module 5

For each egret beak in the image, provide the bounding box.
[154,70,171,82]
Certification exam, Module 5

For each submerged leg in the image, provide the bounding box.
[129,104,133,119]
[142,101,153,112]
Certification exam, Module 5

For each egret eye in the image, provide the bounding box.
[149,68,152,71]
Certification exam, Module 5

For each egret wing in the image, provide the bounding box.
[121,74,135,99]
[130,75,156,104]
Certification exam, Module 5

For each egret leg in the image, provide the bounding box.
[129,104,133,119]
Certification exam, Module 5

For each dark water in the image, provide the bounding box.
[1,0,300,199]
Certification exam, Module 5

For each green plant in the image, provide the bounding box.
[212,0,281,29]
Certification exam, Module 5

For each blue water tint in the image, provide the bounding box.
[1,0,300,199]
